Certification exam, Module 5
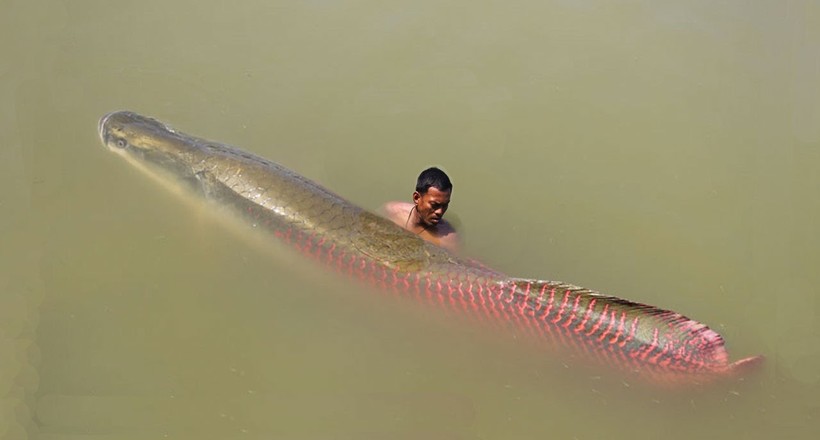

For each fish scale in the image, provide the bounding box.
[99,111,763,385]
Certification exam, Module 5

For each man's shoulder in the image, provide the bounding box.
[381,201,412,224]
[382,201,412,216]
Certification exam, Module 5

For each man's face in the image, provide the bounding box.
[413,186,451,227]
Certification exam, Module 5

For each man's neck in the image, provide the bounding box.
[410,206,431,232]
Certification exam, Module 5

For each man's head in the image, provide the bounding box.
[413,167,452,227]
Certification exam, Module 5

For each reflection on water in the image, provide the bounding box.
[2,0,819,438]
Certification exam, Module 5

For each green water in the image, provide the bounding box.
[2,0,818,438]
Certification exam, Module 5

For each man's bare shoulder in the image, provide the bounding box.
[381,201,413,224]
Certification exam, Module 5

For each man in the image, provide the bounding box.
[382,167,460,252]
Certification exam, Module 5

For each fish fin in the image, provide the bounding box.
[727,355,765,374]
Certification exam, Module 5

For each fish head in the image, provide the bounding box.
[99,110,201,182]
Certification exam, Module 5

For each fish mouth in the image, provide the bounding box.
[98,111,116,146]
[97,113,113,142]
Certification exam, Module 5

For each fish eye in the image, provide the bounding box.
[116,139,127,148]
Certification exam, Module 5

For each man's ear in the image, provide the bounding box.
[412,191,421,204]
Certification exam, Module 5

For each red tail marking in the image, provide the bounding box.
[550,290,571,324]
[586,304,609,337]
[620,317,639,348]
[636,328,661,361]
[597,310,617,342]
[541,287,556,319]
[534,284,549,317]
[610,312,627,345]
[562,294,582,328]
[574,298,596,333]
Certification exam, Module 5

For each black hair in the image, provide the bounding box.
[415,167,452,194]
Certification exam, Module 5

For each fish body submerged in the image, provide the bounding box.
[98,111,762,384]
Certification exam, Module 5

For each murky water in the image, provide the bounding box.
[2,0,818,438]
